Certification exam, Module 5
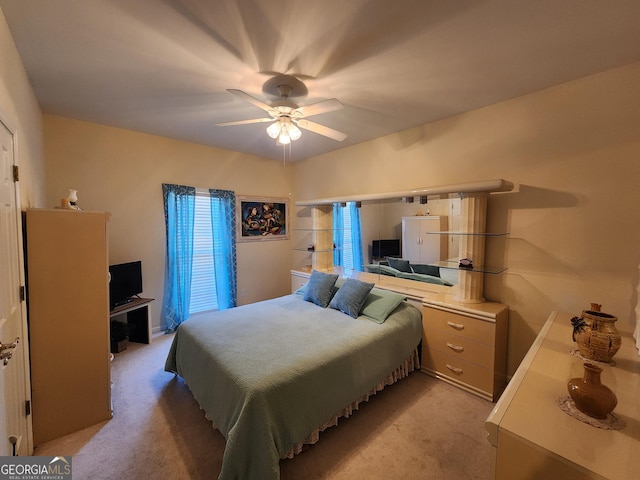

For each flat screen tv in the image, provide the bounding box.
[109,261,143,309]
[371,239,401,260]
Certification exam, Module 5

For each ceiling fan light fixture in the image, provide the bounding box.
[266,121,281,139]
[268,117,302,145]
[277,131,291,145]
[219,77,347,147]
[288,123,302,141]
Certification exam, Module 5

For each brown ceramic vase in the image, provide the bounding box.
[567,363,617,419]
[571,309,621,363]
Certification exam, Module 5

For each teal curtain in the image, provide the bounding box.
[161,183,196,333]
[333,203,344,267]
[209,189,237,309]
[349,202,365,272]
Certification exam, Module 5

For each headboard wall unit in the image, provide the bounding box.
[294,178,514,304]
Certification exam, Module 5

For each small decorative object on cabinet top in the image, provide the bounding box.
[557,362,624,430]
[568,363,617,419]
[61,189,82,210]
[571,305,621,364]
[458,258,473,269]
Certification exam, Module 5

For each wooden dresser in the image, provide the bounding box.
[485,311,640,480]
[291,268,509,402]
[26,209,112,445]
[421,298,508,401]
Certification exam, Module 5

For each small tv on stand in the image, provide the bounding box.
[109,261,143,310]
[371,239,401,262]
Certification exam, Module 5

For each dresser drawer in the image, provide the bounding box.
[422,326,495,369]
[421,347,494,395]
[423,306,496,345]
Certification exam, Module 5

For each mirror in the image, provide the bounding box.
[294,179,513,301]
[357,195,460,294]
[292,195,462,295]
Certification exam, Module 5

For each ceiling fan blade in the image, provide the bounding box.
[295,98,344,118]
[216,117,274,126]
[296,119,347,141]
[227,89,276,114]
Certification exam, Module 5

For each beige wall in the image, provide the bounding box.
[5,1,639,374]
[293,62,640,375]
[0,9,46,207]
[43,116,294,330]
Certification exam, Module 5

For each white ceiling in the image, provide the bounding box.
[2,0,640,162]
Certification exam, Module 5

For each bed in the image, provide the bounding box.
[165,273,422,480]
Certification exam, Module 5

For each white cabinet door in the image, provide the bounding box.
[402,216,446,264]
[401,217,422,262]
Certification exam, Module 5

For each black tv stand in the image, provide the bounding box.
[109,297,154,346]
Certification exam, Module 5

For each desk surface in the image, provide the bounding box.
[486,311,640,480]
[109,297,154,317]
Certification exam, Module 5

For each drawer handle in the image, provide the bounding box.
[446,342,464,353]
[446,364,463,374]
[446,321,465,330]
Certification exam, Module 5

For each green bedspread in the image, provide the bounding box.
[165,294,422,480]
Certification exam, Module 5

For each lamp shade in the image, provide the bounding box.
[267,118,302,144]
[266,121,281,139]
[289,123,302,140]
[278,128,291,145]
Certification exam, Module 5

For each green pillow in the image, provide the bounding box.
[303,270,339,307]
[364,264,402,277]
[329,278,375,318]
[360,287,406,323]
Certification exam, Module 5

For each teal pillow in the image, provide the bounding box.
[386,257,412,273]
[329,278,375,318]
[410,263,441,277]
[303,270,339,307]
[360,288,406,323]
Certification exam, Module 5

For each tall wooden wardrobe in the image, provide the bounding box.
[25,209,112,445]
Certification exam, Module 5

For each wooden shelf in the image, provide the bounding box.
[110,297,154,345]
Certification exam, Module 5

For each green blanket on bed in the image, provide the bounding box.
[165,294,422,480]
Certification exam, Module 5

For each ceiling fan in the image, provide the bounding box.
[216,74,347,146]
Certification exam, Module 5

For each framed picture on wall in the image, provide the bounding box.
[236,196,289,242]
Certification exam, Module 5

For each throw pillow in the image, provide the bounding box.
[386,257,412,273]
[303,270,339,307]
[329,278,375,318]
[410,263,441,277]
[360,288,406,323]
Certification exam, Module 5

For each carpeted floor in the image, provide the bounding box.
[34,333,494,479]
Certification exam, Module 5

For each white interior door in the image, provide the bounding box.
[0,117,31,456]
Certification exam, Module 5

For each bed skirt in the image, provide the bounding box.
[197,347,420,460]
[280,347,421,458]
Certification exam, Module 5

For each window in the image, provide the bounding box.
[162,184,237,332]
[333,202,364,271]
[189,193,218,314]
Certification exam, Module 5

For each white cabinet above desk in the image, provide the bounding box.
[485,311,640,480]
